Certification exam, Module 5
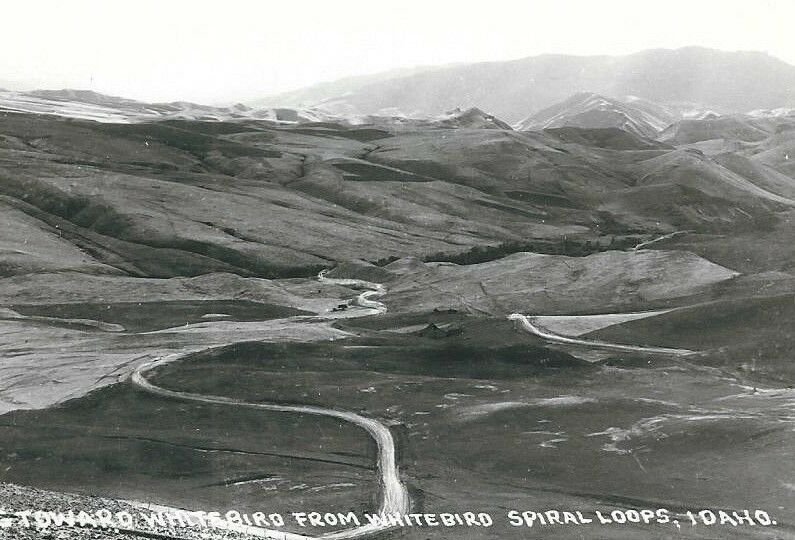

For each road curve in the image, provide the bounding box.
[508,313,696,356]
[318,270,388,313]
[130,272,409,540]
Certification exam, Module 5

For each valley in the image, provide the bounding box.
[0,71,794,540]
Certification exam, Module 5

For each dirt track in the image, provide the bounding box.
[130,274,409,540]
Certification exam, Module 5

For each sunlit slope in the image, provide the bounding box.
[384,250,738,315]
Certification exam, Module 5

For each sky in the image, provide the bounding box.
[3,0,794,104]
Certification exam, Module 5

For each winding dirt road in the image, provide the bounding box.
[131,272,409,540]
[508,313,696,356]
[317,271,387,313]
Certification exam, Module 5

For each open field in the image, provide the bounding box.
[2,336,793,539]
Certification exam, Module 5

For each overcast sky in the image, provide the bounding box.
[3,0,794,104]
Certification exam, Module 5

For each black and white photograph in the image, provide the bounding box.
[0,1,793,538]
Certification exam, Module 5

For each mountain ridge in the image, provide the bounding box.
[253,47,795,122]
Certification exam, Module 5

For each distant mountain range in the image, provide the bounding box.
[0,88,340,124]
[4,46,795,134]
[0,88,521,130]
[256,47,795,122]
[4,86,795,146]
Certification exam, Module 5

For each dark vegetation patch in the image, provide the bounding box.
[141,237,328,279]
[423,236,646,265]
[282,125,392,142]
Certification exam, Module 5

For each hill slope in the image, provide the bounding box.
[516,92,675,137]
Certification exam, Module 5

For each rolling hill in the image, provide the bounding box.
[2,60,795,540]
[516,92,676,137]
